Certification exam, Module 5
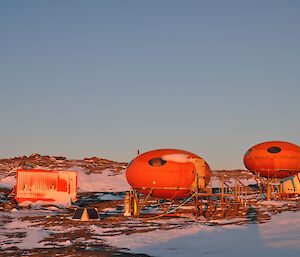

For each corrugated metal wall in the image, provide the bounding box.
[58,171,77,202]
[16,170,77,202]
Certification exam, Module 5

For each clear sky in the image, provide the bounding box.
[0,1,299,169]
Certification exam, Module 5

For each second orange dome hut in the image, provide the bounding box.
[126,149,211,199]
[244,141,300,179]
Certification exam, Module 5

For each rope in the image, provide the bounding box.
[138,192,197,221]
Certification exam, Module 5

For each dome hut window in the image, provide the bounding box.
[127,160,134,169]
[267,147,281,153]
[149,158,167,167]
[245,148,252,156]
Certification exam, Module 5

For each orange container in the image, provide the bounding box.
[244,141,300,178]
[14,169,77,203]
[126,149,211,199]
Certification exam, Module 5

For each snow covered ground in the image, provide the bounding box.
[105,211,300,257]
[0,175,15,189]
[0,156,299,256]
[71,166,130,192]
[1,203,299,256]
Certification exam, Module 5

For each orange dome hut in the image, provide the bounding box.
[126,149,211,199]
[244,141,300,179]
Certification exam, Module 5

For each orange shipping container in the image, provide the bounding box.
[13,169,77,204]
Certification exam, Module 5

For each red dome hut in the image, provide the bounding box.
[244,141,300,179]
[126,149,211,199]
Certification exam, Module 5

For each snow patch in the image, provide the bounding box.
[258,200,288,206]
[104,223,214,249]
[70,166,129,193]
[259,211,300,249]
[103,211,300,257]
[0,175,16,189]
[97,193,124,201]
[210,177,257,188]
[90,224,104,235]
[2,220,49,250]
[17,229,49,249]
[102,207,118,213]
[162,154,193,163]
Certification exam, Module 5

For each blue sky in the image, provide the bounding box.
[0,1,299,169]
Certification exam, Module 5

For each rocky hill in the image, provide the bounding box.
[0,153,128,179]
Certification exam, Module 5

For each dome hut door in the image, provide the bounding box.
[190,158,206,192]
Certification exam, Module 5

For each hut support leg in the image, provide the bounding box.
[157,200,175,214]
[195,194,199,218]
[133,190,139,217]
[137,189,153,216]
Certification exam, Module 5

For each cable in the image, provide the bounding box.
[139,192,197,221]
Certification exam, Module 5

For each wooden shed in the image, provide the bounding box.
[12,169,78,203]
